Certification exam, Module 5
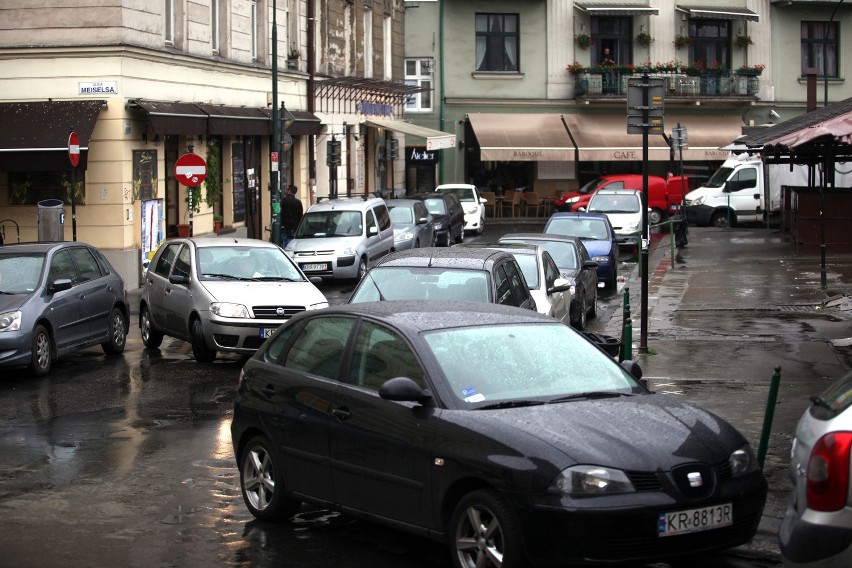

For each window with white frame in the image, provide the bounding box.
[802,21,839,78]
[405,59,433,112]
[364,7,374,77]
[251,1,258,61]
[383,15,392,80]
[165,0,175,44]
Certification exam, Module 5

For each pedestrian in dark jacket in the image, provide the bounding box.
[281,184,303,247]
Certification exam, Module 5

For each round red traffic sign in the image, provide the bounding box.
[68,131,80,167]
[175,153,207,187]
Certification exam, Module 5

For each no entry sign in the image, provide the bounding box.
[68,131,80,167]
[175,153,207,187]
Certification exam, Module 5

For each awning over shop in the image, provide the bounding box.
[259,109,323,136]
[131,100,208,136]
[197,104,270,136]
[364,119,456,151]
[561,113,743,161]
[675,4,760,21]
[467,113,574,161]
[0,99,106,171]
[574,2,659,16]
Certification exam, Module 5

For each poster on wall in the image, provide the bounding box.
[141,199,164,275]
[133,150,158,201]
[232,143,246,222]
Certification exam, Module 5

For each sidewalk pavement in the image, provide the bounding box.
[600,225,852,561]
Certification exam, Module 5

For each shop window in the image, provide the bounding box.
[689,19,730,68]
[8,172,86,206]
[475,13,519,72]
[405,58,433,112]
[801,21,838,78]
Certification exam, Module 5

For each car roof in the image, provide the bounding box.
[307,196,385,212]
[499,233,583,246]
[410,192,460,202]
[165,237,281,249]
[376,247,515,269]
[386,199,422,207]
[594,188,641,195]
[435,184,476,190]
[297,300,554,333]
[454,242,539,255]
[548,212,611,221]
[0,242,95,253]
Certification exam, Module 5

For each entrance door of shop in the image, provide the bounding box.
[164,136,179,237]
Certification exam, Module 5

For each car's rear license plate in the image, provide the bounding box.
[259,328,275,339]
[658,503,732,537]
[301,263,327,271]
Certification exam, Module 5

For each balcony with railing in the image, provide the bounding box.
[568,63,764,99]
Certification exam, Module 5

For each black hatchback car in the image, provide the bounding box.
[0,242,129,376]
[231,301,768,568]
[347,247,536,311]
[410,192,465,246]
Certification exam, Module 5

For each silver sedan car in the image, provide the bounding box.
[387,199,436,250]
[140,237,328,362]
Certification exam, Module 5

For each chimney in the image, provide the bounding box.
[804,68,819,112]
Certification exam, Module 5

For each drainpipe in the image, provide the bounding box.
[308,0,317,204]
[439,0,446,184]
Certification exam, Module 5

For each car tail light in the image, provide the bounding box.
[806,431,852,512]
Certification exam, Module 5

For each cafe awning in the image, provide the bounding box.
[130,99,208,136]
[574,2,659,16]
[0,99,106,171]
[196,104,270,136]
[675,4,760,21]
[561,113,743,161]
[364,119,456,150]
[467,113,574,161]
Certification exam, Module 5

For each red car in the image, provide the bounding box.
[554,174,689,225]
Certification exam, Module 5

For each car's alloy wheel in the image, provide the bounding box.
[102,307,128,354]
[711,211,732,228]
[456,227,464,244]
[356,256,368,281]
[450,489,524,568]
[239,436,300,522]
[589,286,597,319]
[649,208,663,225]
[476,217,485,234]
[29,324,52,377]
[573,293,587,331]
[140,306,164,348]
[190,318,217,362]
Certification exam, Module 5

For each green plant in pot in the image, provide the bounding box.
[204,141,222,208]
[636,32,653,47]
[575,33,591,50]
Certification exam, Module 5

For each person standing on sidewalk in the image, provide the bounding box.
[281,184,303,248]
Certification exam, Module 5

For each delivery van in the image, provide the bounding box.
[555,174,688,224]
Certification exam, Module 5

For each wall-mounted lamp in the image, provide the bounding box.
[769,109,780,119]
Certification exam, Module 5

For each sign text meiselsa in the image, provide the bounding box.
[79,81,118,95]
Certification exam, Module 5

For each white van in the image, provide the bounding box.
[284,197,395,280]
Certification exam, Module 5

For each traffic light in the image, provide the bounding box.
[326,139,341,166]
[386,138,399,159]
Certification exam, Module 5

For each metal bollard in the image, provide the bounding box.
[623,285,631,322]
[621,317,632,362]
[757,366,782,469]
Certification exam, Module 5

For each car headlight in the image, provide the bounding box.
[550,465,635,496]
[691,195,705,206]
[465,205,478,214]
[592,255,609,264]
[210,302,251,319]
[341,247,356,256]
[283,246,295,258]
[566,196,580,204]
[729,444,758,476]
[623,220,640,232]
[433,222,445,230]
[307,302,329,310]
[0,310,22,332]
[395,231,415,243]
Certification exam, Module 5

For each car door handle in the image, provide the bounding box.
[331,407,351,421]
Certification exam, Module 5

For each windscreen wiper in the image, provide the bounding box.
[476,400,545,410]
[548,391,635,403]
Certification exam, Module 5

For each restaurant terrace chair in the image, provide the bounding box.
[480,191,498,218]
[501,191,523,217]
[524,192,545,217]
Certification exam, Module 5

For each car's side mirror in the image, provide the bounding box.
[578,207,586,212]
[620,360,647,388]
[417,216,429,225]
[48,278,73,294]
[548,277,572,294]
[379,377,433,404]
[309,276,323,286]
[368,226,378,236]
[169,273,190,285]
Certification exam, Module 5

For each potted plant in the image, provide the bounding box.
[287,45,300,70]
[674,34,693,49]
[735,34,754,48]
[213,214,223,233]
[735,63,765,76]
[636,32,653,48]
[566,61,586,75]
[575,33,591,50]
[204,141,222,208]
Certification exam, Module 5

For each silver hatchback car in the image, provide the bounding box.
[140,237,328,362]
[0,242,129,376]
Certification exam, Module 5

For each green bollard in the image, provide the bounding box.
[623,286,631,322]
[757,366,782,469]
[621,317,632,362]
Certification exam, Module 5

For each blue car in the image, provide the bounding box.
[543,212,618,290]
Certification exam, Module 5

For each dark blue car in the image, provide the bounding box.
[544,212,618,290]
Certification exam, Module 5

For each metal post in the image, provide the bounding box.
[757,366,782,469]
[621,318,633,362]
[70,164,77,241]
[270,0,281,245]
[187,143,194,237]
[639,72,650,354]
[820,152,830,289]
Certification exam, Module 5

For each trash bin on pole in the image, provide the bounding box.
[582,332,622,359]
[37,199,65,242]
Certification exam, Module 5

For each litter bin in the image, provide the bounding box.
[582,332,622,358]
[37,199,65,242]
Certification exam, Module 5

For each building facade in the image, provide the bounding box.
[403,0,851,197]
